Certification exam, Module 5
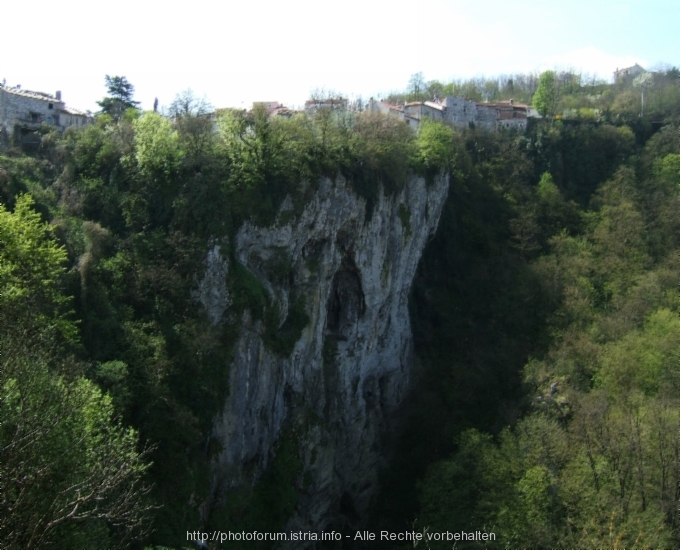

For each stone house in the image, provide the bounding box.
[0,84,92,141]
[403,100,445,122]
[475,100,528,130]
[440,96,479,127]
[365,96,527,131]
[58,106,91,128]
[613,64,646,83]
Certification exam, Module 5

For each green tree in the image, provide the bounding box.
[97,75,141,122]
[132,112,182,179]
[0,194,153,548]
[0,194,77,345]
[407,72,426,100]
[168,88,212,118]
[0,350,153,549]
[168,90,215,166]
[533,70,559,119]
[413,118,455,180]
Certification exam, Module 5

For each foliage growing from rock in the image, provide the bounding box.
[2,71,680,547]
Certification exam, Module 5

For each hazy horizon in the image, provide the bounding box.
[4,0,677,113]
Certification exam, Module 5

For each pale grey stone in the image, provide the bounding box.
[201,173,449,537]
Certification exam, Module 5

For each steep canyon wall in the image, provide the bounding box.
[195,173,449,537]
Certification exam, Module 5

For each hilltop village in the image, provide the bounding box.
[2,57,680,550]
[1,83,531,148]
[365,96,529,130]
[0,63,654,145]
[251,96,530,131]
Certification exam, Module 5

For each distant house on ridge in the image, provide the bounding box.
[613,64,647,82]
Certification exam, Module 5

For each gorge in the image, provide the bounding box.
[195,172,449,538]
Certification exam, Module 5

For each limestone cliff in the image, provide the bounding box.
[197,172,449,536]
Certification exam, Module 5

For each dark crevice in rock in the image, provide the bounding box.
[325,259,366,341]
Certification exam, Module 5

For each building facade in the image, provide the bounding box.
[0,84,92,141]
[366,96,528,131]
[613,64,646,82]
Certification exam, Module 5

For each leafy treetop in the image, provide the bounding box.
[97,75,141,122]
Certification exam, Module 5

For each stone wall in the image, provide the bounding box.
[441,96,478,128]
[475,103,499,130]
[0,86,90,135]
[404,102,444,121]
[497,117,528,131]
[0,87,64,133]
[58,109,90,129]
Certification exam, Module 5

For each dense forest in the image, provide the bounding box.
[1,67,679,548]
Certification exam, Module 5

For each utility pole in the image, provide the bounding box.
[633,72,653,118]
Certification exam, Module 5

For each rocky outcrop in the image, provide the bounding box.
[192,243,231,325]
[200,172,449,536]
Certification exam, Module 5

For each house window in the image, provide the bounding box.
[48,103,53,109]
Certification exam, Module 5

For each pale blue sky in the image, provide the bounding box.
[3,0,677,113]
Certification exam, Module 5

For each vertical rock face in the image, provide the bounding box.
[205,173,448,534]
[192,243,231,325]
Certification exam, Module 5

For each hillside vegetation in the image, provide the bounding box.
[0,100,452,548]
[373,69,680,549]
[1,69,679,548]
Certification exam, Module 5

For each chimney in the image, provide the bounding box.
[56,91,62,101]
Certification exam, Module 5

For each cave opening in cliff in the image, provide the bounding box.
[326,263,366,341]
